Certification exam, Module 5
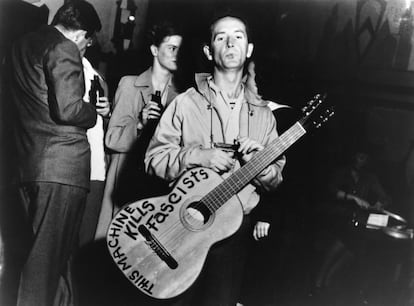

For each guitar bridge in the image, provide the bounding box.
[138,225,178,269]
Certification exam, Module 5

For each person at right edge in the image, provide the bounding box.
[313,147,392,303]
[145,9,285,306]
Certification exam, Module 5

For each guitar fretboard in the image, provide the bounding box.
[202,122,307,212]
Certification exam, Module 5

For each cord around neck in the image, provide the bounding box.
[206,85,251,148]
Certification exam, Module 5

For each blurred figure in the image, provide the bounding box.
[313,146,392,304]
[95,21,183,239]
[9,1,101,305]
[330,149,390,211]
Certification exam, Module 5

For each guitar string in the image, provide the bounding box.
[154,134,289,243]
[152,126,305,247]
[151,128,304,250]
[154,125,306,249]
[157,130,302,252]
[144,158,275,246]
[115,125,306,269]
[198,127,302,212]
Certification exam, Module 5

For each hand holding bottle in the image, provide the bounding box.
[140,90,163,126]
[96,96,110,117]
[89,75,110,117]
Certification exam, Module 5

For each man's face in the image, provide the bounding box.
[206,17,253,71]
[154,35,182,72]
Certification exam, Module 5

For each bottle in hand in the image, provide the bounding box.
[89,75,104,107]
[149,90,162,121]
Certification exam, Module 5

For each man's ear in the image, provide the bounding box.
[246,43,254,59]
[150,45,158,57]
[203,45,213,61]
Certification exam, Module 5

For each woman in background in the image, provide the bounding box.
[95,21,183,239]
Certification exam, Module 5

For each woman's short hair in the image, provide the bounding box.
[148,21,182,47]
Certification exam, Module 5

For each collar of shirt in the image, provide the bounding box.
[206,75,245,106]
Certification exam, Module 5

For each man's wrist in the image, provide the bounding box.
[187,146,204,168]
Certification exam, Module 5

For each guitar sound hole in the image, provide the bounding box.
[182,201,213,231]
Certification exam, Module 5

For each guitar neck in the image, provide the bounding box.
[202,122,307,211]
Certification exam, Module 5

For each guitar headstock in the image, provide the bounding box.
[299,93,334,131]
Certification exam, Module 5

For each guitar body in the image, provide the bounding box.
[107,167,244,299]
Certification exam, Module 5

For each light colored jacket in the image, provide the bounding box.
[94,68,178,239]
[145,73,285,213]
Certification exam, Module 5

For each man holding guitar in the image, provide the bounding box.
[145,9,285,305]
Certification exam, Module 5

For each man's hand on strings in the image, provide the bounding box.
[237,137,264,164]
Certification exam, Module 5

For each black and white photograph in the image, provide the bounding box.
[1,0,414,305]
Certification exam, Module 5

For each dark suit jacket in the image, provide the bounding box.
[10,25,97,189]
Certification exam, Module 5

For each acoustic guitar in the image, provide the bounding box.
[106,93,333,299]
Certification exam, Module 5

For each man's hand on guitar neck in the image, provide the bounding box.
[237,137,283,191]
[237,137,264,164]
